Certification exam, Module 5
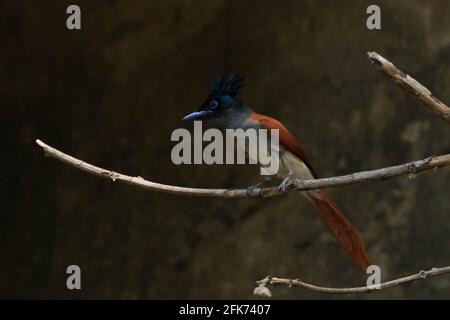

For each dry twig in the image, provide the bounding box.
[367,51,450,124]
[35,139,450,197]
[254,266,450,296]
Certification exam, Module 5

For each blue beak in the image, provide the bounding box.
[182,110,211,121]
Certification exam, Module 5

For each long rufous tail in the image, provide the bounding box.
[307,189,372,272]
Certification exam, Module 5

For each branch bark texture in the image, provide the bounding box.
[35,139,449,198]
[254,266,450,296]
[368,51,450,124]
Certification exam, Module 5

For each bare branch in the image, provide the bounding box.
[35,139,276,198]
[254,266,450,295]
[287,154,450,191]
[367,51,450,124]
[35,139,450,197]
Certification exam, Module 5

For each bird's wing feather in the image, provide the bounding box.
[250,113,317,177]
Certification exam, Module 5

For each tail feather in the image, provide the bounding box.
[307,189,372,272]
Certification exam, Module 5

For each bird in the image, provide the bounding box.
[183,73,372,272]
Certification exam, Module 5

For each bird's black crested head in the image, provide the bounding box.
[183,73,251,126]
[198,73,247,113]
[208,73,245,99]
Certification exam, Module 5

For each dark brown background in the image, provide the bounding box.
[1,0,449,299]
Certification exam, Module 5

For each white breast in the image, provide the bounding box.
[278,148,315,180]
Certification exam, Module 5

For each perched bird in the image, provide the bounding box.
[183,74,372,271]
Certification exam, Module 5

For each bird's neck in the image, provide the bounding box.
[221,104,254,129]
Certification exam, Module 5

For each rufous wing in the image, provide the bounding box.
[250,113,317,177]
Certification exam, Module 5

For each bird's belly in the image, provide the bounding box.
[278,149,320,200]
[277,149,315,180]
[242,136,314,180]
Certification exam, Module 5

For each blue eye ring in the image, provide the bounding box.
[209,99,219,109]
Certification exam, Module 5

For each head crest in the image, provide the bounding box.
[210,73,245,98]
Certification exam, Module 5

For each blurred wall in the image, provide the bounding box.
[1,0,449,299]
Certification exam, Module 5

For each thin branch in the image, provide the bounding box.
[35,139,275,198]
[254,266,450,296]
[35,139,450,197]
[367,51,450,124]
[287,154,450,191]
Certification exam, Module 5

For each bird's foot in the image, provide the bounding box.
[246,177,272,196]
[278,176,293,193]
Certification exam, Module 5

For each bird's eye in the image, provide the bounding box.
[209,99,219,110]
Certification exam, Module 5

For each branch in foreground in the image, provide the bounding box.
[254,266,450,296]
[367,51,450,124]
[35,139,450,197]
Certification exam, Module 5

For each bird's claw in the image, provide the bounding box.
[246,181,264,196]
[246,177,273,196]
[278,177,292,193]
